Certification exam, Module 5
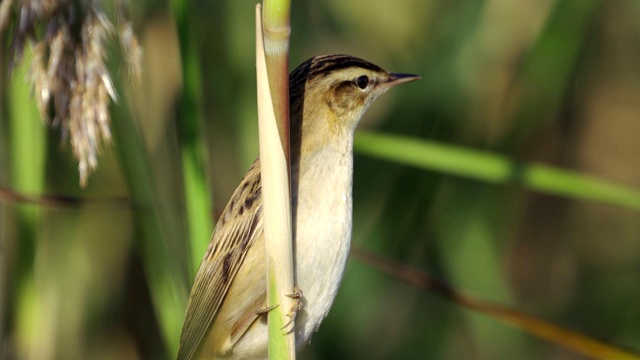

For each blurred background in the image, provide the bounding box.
[1,0,640,359]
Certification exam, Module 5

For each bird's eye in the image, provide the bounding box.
[356,75,369,89]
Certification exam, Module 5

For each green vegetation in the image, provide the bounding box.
[1,1,639,359]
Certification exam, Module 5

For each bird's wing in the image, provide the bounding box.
[177,160,263,360]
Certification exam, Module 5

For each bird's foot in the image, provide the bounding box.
[255,304,279,315]
[281,286,303,330]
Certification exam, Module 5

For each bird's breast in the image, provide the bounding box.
[293,140,354,343]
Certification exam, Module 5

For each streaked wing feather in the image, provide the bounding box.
[177,161,263,360]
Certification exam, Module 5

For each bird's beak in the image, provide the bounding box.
[383,73,421,87]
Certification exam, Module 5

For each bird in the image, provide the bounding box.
[177,54,419,359]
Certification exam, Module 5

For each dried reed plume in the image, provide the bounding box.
[1,0,142,186]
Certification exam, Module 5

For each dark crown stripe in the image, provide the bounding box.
[308,54,384,77]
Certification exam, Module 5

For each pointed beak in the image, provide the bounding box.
[383,73,421,87]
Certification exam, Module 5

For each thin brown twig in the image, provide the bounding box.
[351,246,640,360]
[0,186,130,209]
